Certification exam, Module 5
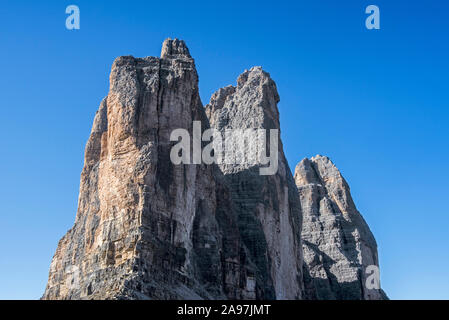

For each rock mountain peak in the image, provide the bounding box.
[160,38,191,59]
[42,39,386,300]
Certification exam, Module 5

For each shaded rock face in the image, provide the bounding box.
[205,67,303,299]
[294,155,386,300]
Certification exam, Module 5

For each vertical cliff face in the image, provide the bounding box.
[205,67,304,299]
[42,39,251,299]
[295,155,386,300]
[43,38,386,300]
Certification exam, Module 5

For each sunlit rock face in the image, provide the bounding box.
[42,39,251,299]
[42,38,300,300]
[43,38,386,300]
[295,155,387,300]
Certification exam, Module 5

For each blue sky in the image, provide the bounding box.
[0,0,448,299]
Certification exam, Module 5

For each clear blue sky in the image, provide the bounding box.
[0,0,448,299]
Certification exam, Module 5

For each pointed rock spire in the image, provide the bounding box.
[205,67,304,299]
[42,38,387,301]
[295,155,387,300]
[160,38,191,59]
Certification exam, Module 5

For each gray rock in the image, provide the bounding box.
[294,155,387,299]
[43,38,386,300]
[42,38,251,299]
[205,67,304,299]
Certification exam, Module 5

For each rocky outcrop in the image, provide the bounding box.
[43,38,385,300]
[205,67,304,299]
[295,155,386,299]
[43,39,256,299]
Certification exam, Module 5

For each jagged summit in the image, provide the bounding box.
[294,155,334,186]
[206,66,280,131]
[295,155,386,299]
[160,38,191,59]
[42,39,386,300]
[206,65,303,299]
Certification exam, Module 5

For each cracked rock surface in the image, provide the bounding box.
[205,67,304,299]
[43,39,247,299]
[43,39,386,300]
[295,155,387,299]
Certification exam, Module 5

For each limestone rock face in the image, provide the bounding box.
[42,39,251,299]
[295,155,386,300]
[43,38,386,300]
[205,67,304,299]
